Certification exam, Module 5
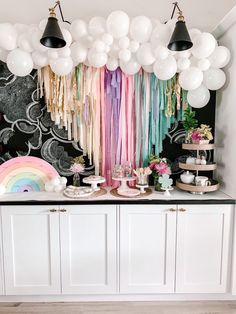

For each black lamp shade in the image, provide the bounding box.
[168,20,193,51]
[40,16,66,48]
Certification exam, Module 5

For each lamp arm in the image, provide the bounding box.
[170,2,182,19]
[49,1,71,24]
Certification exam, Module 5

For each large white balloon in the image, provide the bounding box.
[187,84,210,108]
[14,23,28,35]
[107,11,130,38]
[101,33,113,46]
[93,39,106,52]
[88,50,108,67]
[50,57,73,76]
[150,24,170,47]
[17,33,34,53]
[153,55,177,80]
[7,48,33,76]
[61,28,72,47]
[197,59,210,71]
[119,49,131,62]
[70,42,87,64]
[136,43,155,65]
[120,57,141,75]
[89,16,106,37]
[208,46,231,68]
[177,57,190,71]
[58,47,71,58]
[31,29,48,53]
[154,45,169,60]
[130,16,152,43]
[129,41,139,53]
[189,28,201,42]
[32,51,48,67]
[192,32,216,59]
[106,57,119,71]
[179,67,203,90]
[203,68,226,90]
[0,23,17,51]
[70,19,87,41]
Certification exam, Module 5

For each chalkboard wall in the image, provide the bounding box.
[0,61,216,184]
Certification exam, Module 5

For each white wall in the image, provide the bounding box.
[215,23,236,198]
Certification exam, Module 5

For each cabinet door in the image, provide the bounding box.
[176,204,232,293]
[60,205,117,294]
[2,206,61,295]
[120,205,177,293]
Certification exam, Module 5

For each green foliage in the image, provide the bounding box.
[183,107,198,132]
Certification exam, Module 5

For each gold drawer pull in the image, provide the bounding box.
[179,208,187,212]
[49,209,57,212]
[60,209,67,212]
[169,208,176,212]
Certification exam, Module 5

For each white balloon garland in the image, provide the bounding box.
[0,10,231,108]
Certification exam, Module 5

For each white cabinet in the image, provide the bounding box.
[120,205,177,293]
[176,204,232,293]
[60,205,117,294]
[1,206,61,295]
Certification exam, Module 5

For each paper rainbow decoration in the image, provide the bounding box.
[0,156,59,193]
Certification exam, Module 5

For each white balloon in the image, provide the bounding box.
[104,45,110,53]
[32,51,48,67]
[189,56,199,67]
[39,19,48,31]
[61,28,72,47]
[208,46,231,68]
[45,182,54,192]
[129,41,139,53]
[187,84,210,108]
[14,23,28,35]
[50,57,73,76]
[88,50,108,67]
[136,43,155,65]
[89,16,106,36]
[154,45,169,60]
[70,42,87,64]
[192,32,216,59]
[177,57,190,71]
[7,48,33,76]
[119,37,130,49]
[60,177,67,186]
[120,57,141,75]
[54,185,64,192]
[203,68,226,90]
[58,47,71,58]
[198,59,210,71]
[101,33,113,46]
[70,19,87,41]
[106,57,119,71]
[0,23,17,51]
[151,24,170,47]
[176,50,191,59]
[153,55,177,80]
[0,48,8,62]
[119,49,131,62]
[93,40,105,52]
[130,16,152,43]
[17,33,34,53]
[79,35,94,48]
[31,29,48,53]
[142,63,154,73]
[189,28,201,43]
[48,50,58,59]
[166,19,177,32]
[107,11,130,38]
[179,67,203,91]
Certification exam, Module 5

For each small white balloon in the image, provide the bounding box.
[197,59,210,71]
[179,67,203,90]
[153,55,177,80]
[176,50,191,59]
[58,47,71,58]
[45,182,54,192]
[208,46,231,68]
[192,32,216,59]
[50,57,73,76]
[61,28,72,47]
[93,40,105,53]
[0,23,17,51]
[70,19,87,41]
[106,11,130,38]
[189,28,201,42]
[31,29,48,53]
[32,51,48,67]
[0,48,8,62]
[129,41,139,53]
[14,23,28,35]
[130,16,152,43]
[189,56,199,67]
[106,57,119,71]
[89,16,106,36]
[151,24,170,47]
[119,36,130,49]
[177,57,190,71]
[120,56,141,75]
[154,45,169,60]
[79,35,94,49]
[17,33,34,53]
[166,18,177,32]
[119,49,131,62]
[48,50,59,59]
[39,19,48,31]
[104,45,110,53]
[88,50,108,67]
[203,68,226,90]
[101,33,113,46]
[70,42,87,64]
[136,43,155,65]
[187,84,210,108]
[54,185,64,192]
[51,177,61,186]
[7,48,33,76]
[60,177,67,186]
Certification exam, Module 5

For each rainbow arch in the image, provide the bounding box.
[0,156,59,193]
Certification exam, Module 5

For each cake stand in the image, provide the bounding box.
[112,177,140,197]
[83,176,106,191]
[161,187,174,197]
[136,184,149,194]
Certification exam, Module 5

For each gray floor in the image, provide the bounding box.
[0,301,236,314]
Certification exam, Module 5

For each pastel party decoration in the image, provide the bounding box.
[0,156,59,193]
[45,176,67,192]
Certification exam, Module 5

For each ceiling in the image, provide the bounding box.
[0,0,236,32]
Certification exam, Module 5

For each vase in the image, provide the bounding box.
[154,177,162,192]
[73,172,80,187]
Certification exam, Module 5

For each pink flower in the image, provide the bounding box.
[149,162,156,170]
[154,162,171,175]
[191,131,202,141]
[70,163,85,173]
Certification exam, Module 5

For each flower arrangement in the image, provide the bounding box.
[133,167,152,185]
[70,156,85,187]
[186,124,213,144]
[149,155,172,191]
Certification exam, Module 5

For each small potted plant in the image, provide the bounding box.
[149,155,172,191]
[182,107,198,143]
[70,156,85,186]
[186,124,213,144]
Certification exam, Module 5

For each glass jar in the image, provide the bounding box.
[73,172,80,187]
[154,177,162,192]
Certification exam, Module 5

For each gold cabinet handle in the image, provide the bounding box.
[179,208,187,212]
[169,208,176,212]
[49,209,57,212]
[60,208,67,212]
